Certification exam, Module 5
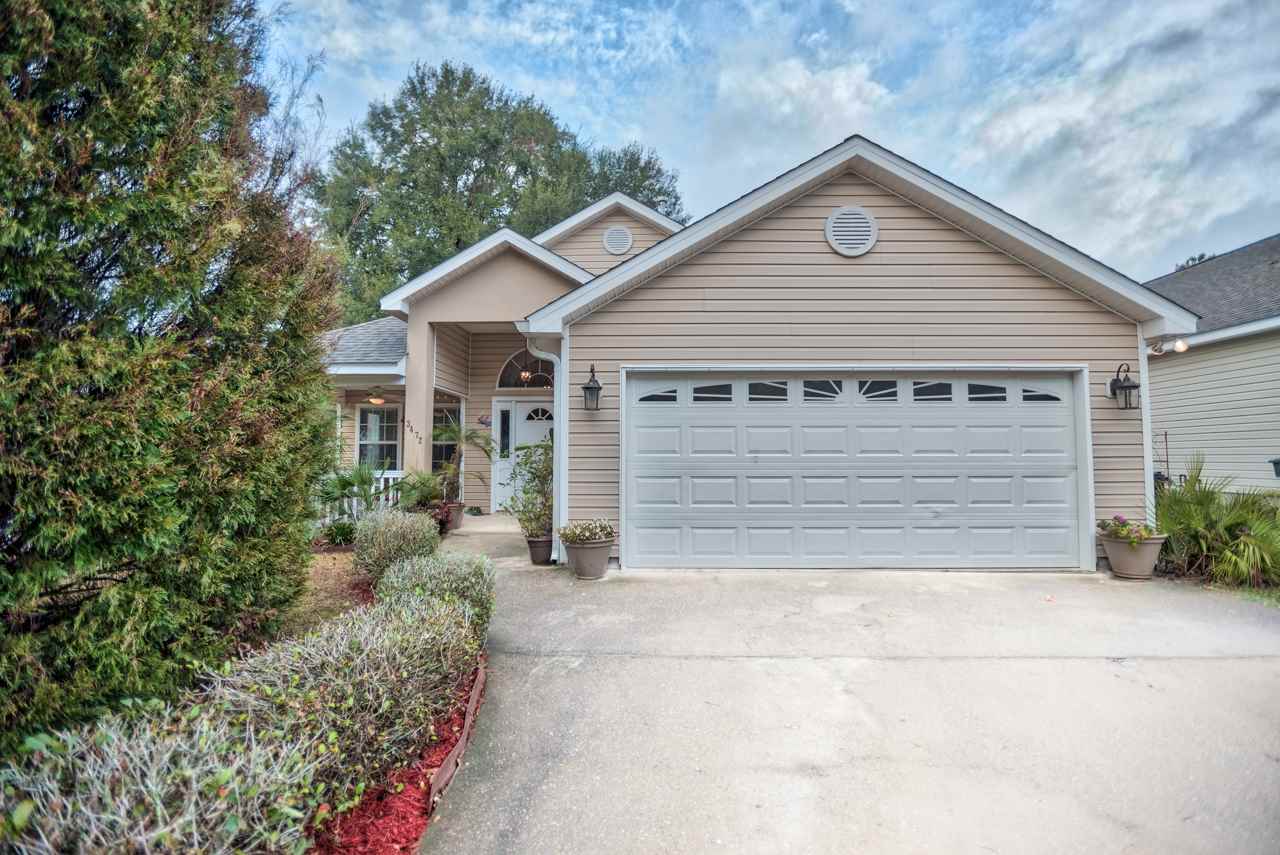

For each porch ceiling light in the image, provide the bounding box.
[367,387,386,405]
[582,364,602,411]
[1108,363,1140,410]
[519,368,533,383]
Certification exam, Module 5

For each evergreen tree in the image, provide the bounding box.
[0,0,338,749]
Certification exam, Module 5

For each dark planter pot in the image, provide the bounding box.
[1100,534,1166,580]
[564,540,612,580]
[446,503,465,530]
[526,537,554,565]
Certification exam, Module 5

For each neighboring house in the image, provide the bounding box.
[322,136,1195,570]
[1143,233,1280,491]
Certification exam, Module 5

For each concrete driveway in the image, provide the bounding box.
[424,517,1280,855]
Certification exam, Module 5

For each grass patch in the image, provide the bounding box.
[277,550,373,638]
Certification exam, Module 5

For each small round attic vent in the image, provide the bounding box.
[824,206,879,257]
[602,225,633,255]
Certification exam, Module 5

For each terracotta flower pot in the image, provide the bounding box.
[1100,534,1166,580]
[526,537,553,565]
[564,539,612,580]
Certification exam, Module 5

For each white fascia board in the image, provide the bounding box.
[526,136,1199,335]
[1163,315,1280,350]
[378,229,593,314]
[533,192,683,246]
[327,361,402,375]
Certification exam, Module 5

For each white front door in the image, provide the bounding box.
[624,372,1081,569]
[492,399,554,511]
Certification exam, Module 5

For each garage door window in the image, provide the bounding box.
[1022,387,1062,402]
[968,383,1007,402]
[693,382,734,403]
[748,380,789,402]
[639,387,678,403]
[857,379,898,402]
[912,381,953,402]
[803,379,843,402]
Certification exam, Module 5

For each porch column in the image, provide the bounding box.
[403,313,435,472]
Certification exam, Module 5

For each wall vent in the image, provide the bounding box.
[602,225,634,255]
[824,206,879,257]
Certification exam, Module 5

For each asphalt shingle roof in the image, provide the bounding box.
[322,316,407,365]
[1143,233,1280,332]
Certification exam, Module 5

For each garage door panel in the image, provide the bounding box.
[624,372,1080,569]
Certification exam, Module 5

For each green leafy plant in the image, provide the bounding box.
[322,520,357,546]
[502,439,554,539]
[1155,455,1280,587]
[559,519,616,545]
[432,422,494,505]
[1096,515,1160,545]
[0,549,495,851]
[0,0,339,752]
[317,463,387,521]
[353,510,441,584]
[396,471,443,512]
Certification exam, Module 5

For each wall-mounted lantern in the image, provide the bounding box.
[581,364,602,411]
[1109,363,1140,410]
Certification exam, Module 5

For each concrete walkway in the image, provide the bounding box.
[426,515,1280,855]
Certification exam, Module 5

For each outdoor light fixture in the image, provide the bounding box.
[519,368,533,383]
[581,364,602,411]
[367,387,386,405]
[1173,338,1189,353]
[1109,363,1141,410]
[1150,337,1191,355]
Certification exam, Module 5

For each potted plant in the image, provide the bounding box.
[1097,514,1166,580]
[396,471,443,514]
[433,422,494,529]
[559,519,615,580]
[502,438,553,564]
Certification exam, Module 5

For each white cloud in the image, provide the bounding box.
[273,0,1280,280]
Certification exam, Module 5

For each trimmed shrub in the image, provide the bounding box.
[379,553,496,638]
[353,511,441,583]
[0,552,492,852]
[322,519,357,546]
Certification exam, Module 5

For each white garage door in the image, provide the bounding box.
[623,371,1081,569]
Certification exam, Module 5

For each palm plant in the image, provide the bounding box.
[316,463,386,520]
[433,422,494,505]
[1155,454,1280,586]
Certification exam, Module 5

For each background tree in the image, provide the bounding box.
[1176,252,1216,270]
[313,62,688,323]
[0,0,338,749]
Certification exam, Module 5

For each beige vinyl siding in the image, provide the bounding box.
[433,323,470,396]
[463,331,555,511]
[567,169,1147,546]
[1149,329,1280,490]
[546,213,667,274]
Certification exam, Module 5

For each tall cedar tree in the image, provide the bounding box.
[314,62,688,323]
[0,0,339,750]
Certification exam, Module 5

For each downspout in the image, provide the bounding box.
[525,333,565,562]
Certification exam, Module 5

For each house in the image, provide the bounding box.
[1143,233,1280,490]
[322,135,1196,570]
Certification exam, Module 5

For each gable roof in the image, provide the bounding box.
[1143,233,1280,334]
[533,192,683,246]
[379,228,593,316]
[524,135,1198,338]
[322,316,407,366]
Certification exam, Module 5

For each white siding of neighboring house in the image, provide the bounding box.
[566,169,1148,554]
[1148,329,1280,491]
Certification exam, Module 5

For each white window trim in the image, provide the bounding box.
[356,404,403,472]
[617,363,1096,573]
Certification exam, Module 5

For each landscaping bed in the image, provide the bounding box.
[0,512,493,853]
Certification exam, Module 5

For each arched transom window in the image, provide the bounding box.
[497,350,555,389]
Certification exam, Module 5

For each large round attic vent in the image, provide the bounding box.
[824,206,879,257]
[602,225,634,255]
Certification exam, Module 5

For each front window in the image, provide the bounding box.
[432,406,459,471]
[358,406,400,470]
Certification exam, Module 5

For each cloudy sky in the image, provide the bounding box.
[271,0,1280,281]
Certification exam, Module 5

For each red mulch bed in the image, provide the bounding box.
[312,663,485,854]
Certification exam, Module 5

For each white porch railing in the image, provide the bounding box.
[320,470,404,524]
